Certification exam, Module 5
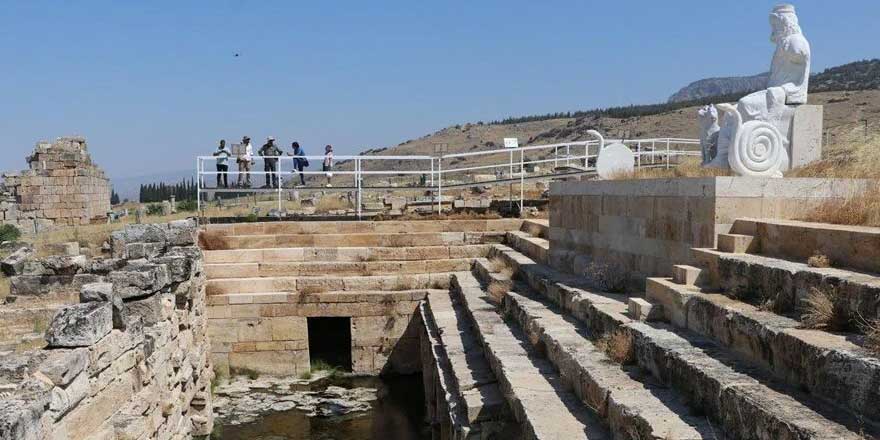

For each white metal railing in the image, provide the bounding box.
[196,138,700,218]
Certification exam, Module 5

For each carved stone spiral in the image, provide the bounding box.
[728,120,786,177]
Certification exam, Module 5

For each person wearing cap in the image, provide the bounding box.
[212,139,230,188]
[323,144,334,187]
[237,136,254,188]
[259,137,282,188]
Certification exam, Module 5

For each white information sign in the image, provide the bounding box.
[503,138,519,149]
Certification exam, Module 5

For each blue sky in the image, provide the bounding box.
[0,0,877,179]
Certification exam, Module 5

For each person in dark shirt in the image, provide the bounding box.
[259,137,282,188]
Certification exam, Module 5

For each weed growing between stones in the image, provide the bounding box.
[487,281,510,303]
[800,286,846,330]
[524,222,546,239]
[864,320,880,356]
[489,257,515,279]
[231,367,261,380]
[800,192,880,227]
[310,359,341,379]
[596,330,635,365]
[583,261,627,293]
[807,253,832,268]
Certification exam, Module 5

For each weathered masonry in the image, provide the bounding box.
[1,136,111,233]
[200,219,522,376]
[0,220,213,439]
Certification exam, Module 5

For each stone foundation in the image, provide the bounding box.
[0,220,213,439]
[1,136,111,233]
[549,177,878,289]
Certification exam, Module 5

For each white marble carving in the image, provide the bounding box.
[704,4,810,177]
[698,105,721,165]
[596,143,635,179]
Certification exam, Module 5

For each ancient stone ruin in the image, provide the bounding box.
[0,220,213,439]
[1,136,111,233]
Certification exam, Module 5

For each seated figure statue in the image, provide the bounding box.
[703,4,810,177]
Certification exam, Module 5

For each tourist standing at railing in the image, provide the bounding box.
[237,135,254,188]
[212,140,230,188]
[290,142,308,186]
[323,144,334,187]
[259,136,282,189]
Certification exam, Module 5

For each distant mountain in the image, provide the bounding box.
[668,72,770,103]
[811,59,880,92]
[110,169,194,202]
[668,58,880,103]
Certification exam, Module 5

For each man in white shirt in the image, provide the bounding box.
[237,136,254,187]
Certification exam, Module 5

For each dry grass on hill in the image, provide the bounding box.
[605,158,731,180]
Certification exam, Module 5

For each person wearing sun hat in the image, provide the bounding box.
[259,136,282,188]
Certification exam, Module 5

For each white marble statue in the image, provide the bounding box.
[698,105,720,165]
[704,4,811,177]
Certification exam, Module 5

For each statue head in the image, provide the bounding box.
[770,4,801,43]
[698,104,719,127]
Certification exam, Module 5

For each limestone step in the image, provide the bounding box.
[646,276,880,422]
[671,264,705,287]
[489,244,870,439]
[451,272,610,439]
[420,289,514,438]
[716,233,756,254]
[204,244,490,264]
[202,219,524,236]
[520,219,549,239]
[205,258,473,280]
[204,231,505,250]
[207,290,438,320]
[206,273,453,296]
[505,231,550,265]
[496,282,719,439]
[692,247,880,324]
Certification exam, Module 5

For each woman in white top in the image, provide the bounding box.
[237,136,254,187]
[323,145,334,187]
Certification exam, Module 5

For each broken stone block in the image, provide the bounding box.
[109,263,171,299]
[48,371,89,419]
[165,219,197,246]
[37,348,89,387]
[80,282,113,302]
[45,302,113,348]
[0,246,33,276]
[125,292,173,326]
[153,255,193,283]
[124,242,165,260]
[42,254,88,275]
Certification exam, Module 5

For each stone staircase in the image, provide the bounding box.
[201,219,523,377]
[425,218,877,439]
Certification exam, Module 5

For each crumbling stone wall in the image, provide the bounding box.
[0,219,213,439]
[1,136,111,233]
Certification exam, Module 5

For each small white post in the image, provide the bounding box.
[666,139,671,169]
[429,158,434,186]
[637,141,642,168]
[519,148,524,215]
[356,158,362,220]
[196,157,201,215]
[437,158,443,214]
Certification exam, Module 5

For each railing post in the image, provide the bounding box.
[520,148,524,216]
[437,158,443,214]
[196,157,201,216]
[666,139,671,169]
[277,157,282,214]
[429,158,434,187]
[356,158,362,220]
[637,142,642,168]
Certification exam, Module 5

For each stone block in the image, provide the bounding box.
[671,265,705,287]
[627,297,663,322]
[46,302,113,348]
[789,105,823,169]
[37,348,90,387]
[717,233,757,254]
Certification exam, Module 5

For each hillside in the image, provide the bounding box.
[669,59,880,103]
[340,90,879,179]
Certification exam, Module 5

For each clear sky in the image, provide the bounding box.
[0,0,877,179]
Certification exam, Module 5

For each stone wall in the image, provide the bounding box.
[207,291,425,377]
[1,136,111,233]
[0,220,214,439]
[549,177,878,289]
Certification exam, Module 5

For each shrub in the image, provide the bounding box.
[863,320,880,356]
[488,281,511,302]
[800,286,845,330]
[177,199,198,212]
[596,330,635,365]
[807,253,832,268]
[799,193,880,227]
[0,224,21,242]
[145,204,164,216]
[489,257,515,279]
